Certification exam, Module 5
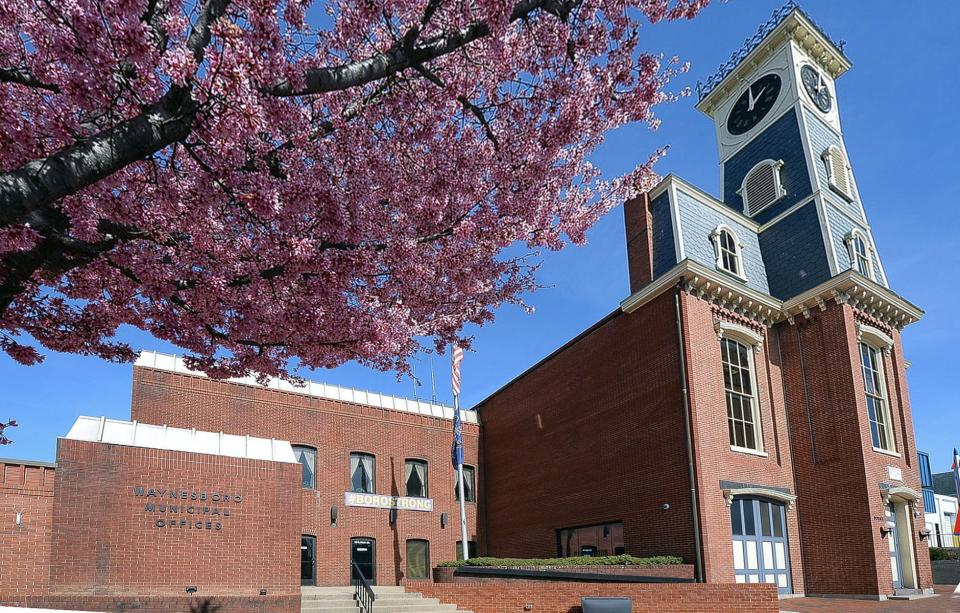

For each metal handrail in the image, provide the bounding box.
[351,562,375,613]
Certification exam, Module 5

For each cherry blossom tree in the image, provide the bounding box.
[0,0,707,380]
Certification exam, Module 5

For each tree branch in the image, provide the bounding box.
[269,0,559,97]
[0,67,60,93]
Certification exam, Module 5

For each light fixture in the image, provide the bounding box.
[186,586,198,594]
[919,528,932,541]
[880,520,896,538]
[389,508,397,525]
[441,513,448,528]
[331,506,338,527]
[15,511,23,526]
[259,589,268,596]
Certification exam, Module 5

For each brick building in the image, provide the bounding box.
[0,3,933,607]
[479,4,930,600]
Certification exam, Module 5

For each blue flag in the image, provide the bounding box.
[451,407,463,468]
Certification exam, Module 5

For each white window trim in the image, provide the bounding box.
[857,322,894,355]
[715,320,764,353]
[719,333,765,454]
[858,340,897,454]
[737,159,786,216]
[844,229,875,280]
[822,145,854,201]
[709,225,748,282]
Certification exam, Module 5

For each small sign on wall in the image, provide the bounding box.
[887,466,903,482]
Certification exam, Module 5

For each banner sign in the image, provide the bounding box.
[344,492,434,512]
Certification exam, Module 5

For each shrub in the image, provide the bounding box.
[436,554,684,568]
[930,547,960,561]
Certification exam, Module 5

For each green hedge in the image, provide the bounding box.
[437,554,684,568]
[930,547,960,561]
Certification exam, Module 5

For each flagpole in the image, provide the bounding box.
[451,345,470,561]
[455,393,469,561]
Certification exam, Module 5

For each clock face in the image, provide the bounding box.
[801,65,832,113]
[726,74,782,136]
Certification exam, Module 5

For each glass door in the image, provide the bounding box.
[301,535,316,586]
[351,537,376,585]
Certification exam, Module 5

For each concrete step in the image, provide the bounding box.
[302,592,422,601]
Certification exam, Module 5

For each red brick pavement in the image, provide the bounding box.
[780,585,960,613]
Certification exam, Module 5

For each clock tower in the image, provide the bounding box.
[694,2,888,300]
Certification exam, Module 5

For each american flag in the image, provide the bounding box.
[451,345,464,468]
[451,345,464,397]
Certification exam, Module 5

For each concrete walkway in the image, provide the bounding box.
[780,585,960,613]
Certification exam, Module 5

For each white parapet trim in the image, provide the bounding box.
[135,350,479,425]
[64,415,298,463]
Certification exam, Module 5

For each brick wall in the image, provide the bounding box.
[680,293,804,592]
[779,300,932,595]
[409,580,779,613]
[47,438,302,598]
[0,460,55,598]
[479,292,695,564]
[130,367,480,585]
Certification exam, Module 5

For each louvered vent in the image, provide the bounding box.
[825,147,851,197]
[743,162,781,215]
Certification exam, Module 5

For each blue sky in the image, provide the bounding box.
[2,1,958,471]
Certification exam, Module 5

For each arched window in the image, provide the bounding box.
[739,159,785,216]
[292,445,317,489]
[822,145,852,199]
[404,458,428,498]
[844,229,874,279]
[710,226,746,280]
[349,452,376,494]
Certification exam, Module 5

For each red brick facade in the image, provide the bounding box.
[409,580,779,613]
[478,277,930,598]
[130,366,481,586]
[0,460,55,598]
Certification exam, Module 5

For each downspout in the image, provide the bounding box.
[674,281,704,583]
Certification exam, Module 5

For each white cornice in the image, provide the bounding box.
[781,270,923,331]
[697,9,851,117]
[620,263,923,332]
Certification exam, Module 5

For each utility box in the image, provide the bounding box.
[581,597,632,613]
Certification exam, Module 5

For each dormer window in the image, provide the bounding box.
[844,229,874,280]
[739,159,786,216]
[710,225,746,281]
[822,145,853,200]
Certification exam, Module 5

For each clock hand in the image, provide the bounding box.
[747,85,755,111]
[749,86,766,111]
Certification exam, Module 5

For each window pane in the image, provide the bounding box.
[759,501,771,536]
[351,453,375,493]
[405,460,428,497]
[731,500,743,536]
[743,500,756,536]
[294,446,316,489]
[456,466,476,502]
[456,541,477,561]
[406,540,429,580]
[772,503,784,538]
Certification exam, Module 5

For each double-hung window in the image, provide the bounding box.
[859,342,895,452]
[722,338,763,452]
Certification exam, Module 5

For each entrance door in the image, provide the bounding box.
[351,538,376,585]
[887,503,903,590]
[301,535,316,586]
[731,497,792,594]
